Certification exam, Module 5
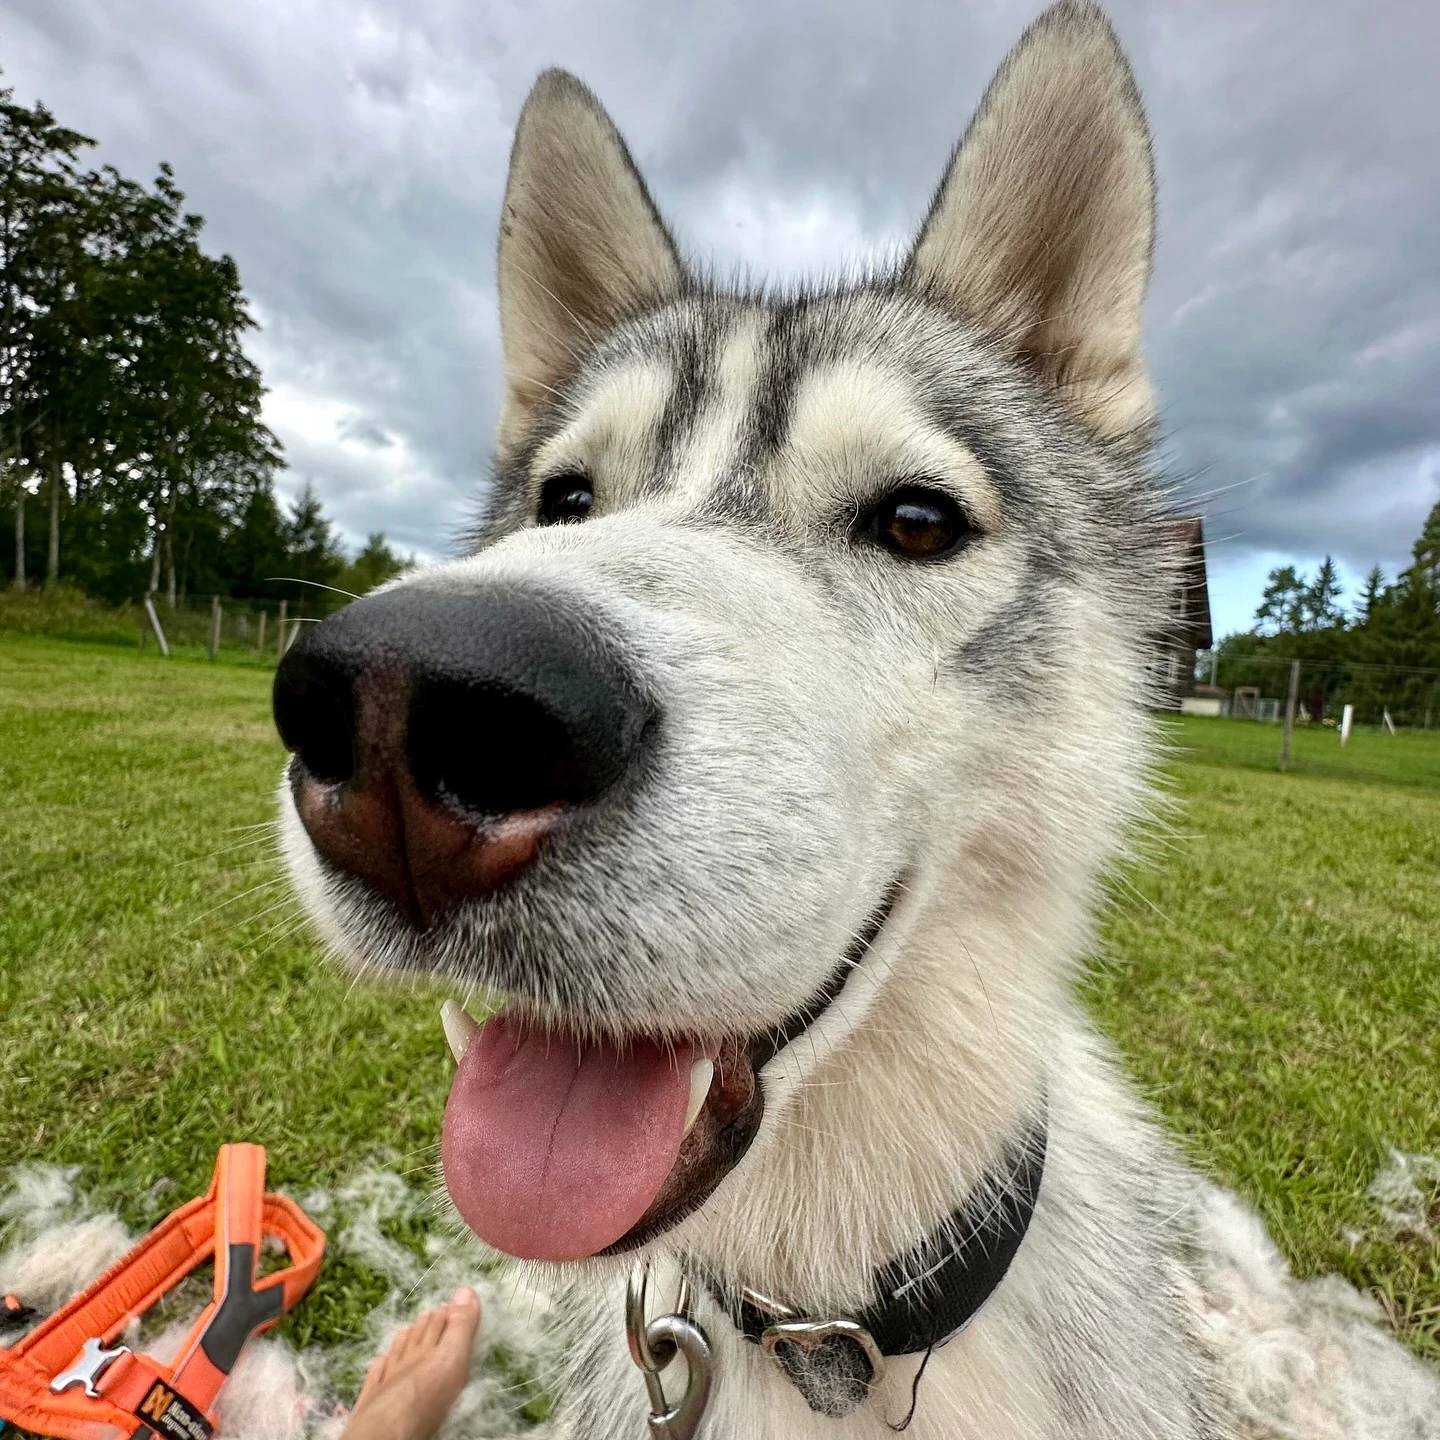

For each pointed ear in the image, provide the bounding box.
[496,70,684,449]
[904,1,1156,446]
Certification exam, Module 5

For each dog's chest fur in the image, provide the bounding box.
[546,932,1227,1440]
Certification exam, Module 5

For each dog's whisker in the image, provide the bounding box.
[182,832,282,867]
[181,875,287,930]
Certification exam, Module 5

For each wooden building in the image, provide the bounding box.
[1155,516,1213,708]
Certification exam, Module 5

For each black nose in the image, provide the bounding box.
[273,586,652,921]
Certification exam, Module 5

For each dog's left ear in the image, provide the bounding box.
[905,1,1155,447]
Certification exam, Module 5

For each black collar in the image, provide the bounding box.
[698,1118,1047,1418]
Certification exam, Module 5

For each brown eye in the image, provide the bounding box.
[538,473,594,525]
[861,485,971,560]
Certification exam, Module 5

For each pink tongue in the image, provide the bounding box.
[442,1014,701,1261]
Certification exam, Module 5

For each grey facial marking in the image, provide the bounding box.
[695,304,804,527]
[947,587,1059,705]
[647,309,721,494]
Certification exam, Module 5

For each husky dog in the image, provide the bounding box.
[275,3,1231,1435]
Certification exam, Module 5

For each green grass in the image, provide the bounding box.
[1087,717,1440,1358]
[0,635,456,1350]
[1177,711,1440,791]
[0,586,153,647]
[1,637,1437,1365]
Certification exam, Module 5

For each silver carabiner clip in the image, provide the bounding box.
[626,1264,713,1440]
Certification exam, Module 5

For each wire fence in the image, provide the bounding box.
[1186,651,1440,791]
[1195,651,1440,731]
[133,593,317,660]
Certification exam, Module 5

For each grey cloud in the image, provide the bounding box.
[2,0,1437,622]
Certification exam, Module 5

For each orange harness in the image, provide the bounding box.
[0,1145,325,1440]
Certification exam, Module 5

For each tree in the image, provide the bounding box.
[0,81,94,589]
[337,532,413,597]
[222,479,288,602]
[1414,498,1440,593]
[1225,505,1440,725]
[0,84,286,601]
[280,482,345,606]
[90,164,282,604]
[1255,565,1305,635]
[1354,565,1385,627]
[1304,555,1344,631]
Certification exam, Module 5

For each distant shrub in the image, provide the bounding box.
[0,587,141,646]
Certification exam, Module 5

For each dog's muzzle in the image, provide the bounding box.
[273,584,653,927]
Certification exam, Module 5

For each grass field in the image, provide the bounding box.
[2,634,1437,1365]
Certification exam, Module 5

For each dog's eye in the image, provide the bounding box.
[538,473,594,525]
[860,486,971,560]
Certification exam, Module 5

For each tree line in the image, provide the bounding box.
[0,78,407,610]
[1213,498,1440,725]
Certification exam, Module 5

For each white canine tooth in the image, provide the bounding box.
[441,1000,479,1064]
[683,1059,714,1137]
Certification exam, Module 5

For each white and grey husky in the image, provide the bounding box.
[275,3,1236,1435]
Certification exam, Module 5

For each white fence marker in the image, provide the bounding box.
[143,596,170,657]
[1382,707,1396,737]
[1340,703,1353,747]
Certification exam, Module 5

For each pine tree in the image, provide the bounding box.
[1255,565,1304,635]
[337,532,413,597]
[1355,565,1385,627]
[1414,499,1440,592]
[1304,556,1344,631]
[281,482,345,606]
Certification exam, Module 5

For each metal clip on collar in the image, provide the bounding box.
[626,1266,713,1440]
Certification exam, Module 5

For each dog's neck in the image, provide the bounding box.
[666,845,1080,1315]
[691,1112,1047,1418]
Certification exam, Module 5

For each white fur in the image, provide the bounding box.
[1191,1185,1440,1439]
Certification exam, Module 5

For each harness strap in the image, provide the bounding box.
[708,1118,1046,1419]
[0,1145,325,1440]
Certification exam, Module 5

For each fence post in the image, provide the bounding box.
[208,595,222,660]
[1340,703,1353,747]
[1279,659,1300,771]
[256,610,267,655]
[143,595,170,657]
[277,599,287,659]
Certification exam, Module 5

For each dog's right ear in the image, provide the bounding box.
[496,71,684,450]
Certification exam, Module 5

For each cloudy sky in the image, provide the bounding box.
[3,0,1436,636]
